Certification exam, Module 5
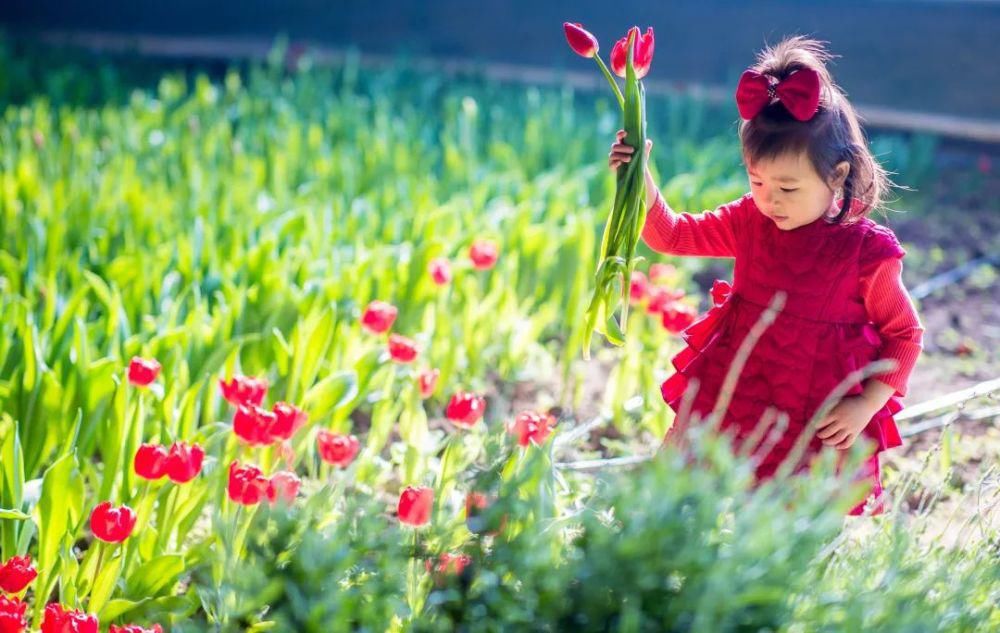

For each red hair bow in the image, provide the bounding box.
[735,68,821,121]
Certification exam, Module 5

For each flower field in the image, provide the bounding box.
[0,38,998,631]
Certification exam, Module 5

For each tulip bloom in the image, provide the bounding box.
[41,604,98,633]
[629,270,649,305]
[89,503,136,543]
[266,471,301,505]
[165,442,205,484]
[360,300,398,334]
[661,302,698,334]
[507,411,555,447]
[233,404,278,446]
[110,625,164,633]
[270,402,307,441]
[445,391,486,428]
[649,262,676,282]
[468,240,498,270]
[0,556,37,594]
[219,374,268,407]
[424,552,472,584]
[133,443,169,481]
[388,334,419,364]
[417,368,439,399]
[610,26,655,79]
[316,430,360,468]
[465,491,506,537]
[0,596,27,633]
[127,356,161,387]
[397,486,433,527]
[562,22,599,58]
[646,286,685,316]
[228,461,270,506]
[428,257,452,285]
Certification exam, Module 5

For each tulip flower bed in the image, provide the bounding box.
[0,38,997,631]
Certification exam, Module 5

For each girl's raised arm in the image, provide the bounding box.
[641,189,743,258]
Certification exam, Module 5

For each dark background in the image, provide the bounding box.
[2,0,999,121]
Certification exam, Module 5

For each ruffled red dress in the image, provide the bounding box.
[651,194,912,516]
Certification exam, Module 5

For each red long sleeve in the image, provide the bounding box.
[641,189,741,258]
[859,256,924,398]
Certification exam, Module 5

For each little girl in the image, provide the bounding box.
[608,36,924,516]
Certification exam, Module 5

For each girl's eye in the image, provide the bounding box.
[780,187,798,193]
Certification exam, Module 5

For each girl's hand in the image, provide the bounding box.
[608,129,653,171]
[815,396,878,450]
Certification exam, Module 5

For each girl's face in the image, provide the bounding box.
[746,152,850,231]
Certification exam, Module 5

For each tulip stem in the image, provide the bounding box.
[593,56,624,110]
[90,542,106,608]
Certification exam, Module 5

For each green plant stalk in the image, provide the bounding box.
[593,55,624,110]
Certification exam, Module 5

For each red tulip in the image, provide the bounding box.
[710,279,732,307]
[127,356,160,387]
[133,443,169,481]
[266,471,301,505]
[507,411,555,447]
[219,374,268,407]
[417,368,440,399]
[109,625,163,633]
[563,22,599,58]
[316,430,360,468]
[0,596,27,633]
[89,502,136,543]
[465,492,489,518]
[424,552,473,584]
[445,391,486,428]
[165,442,204,484]
[397,486,434,527]
[646,286,685,315]
[610,26,655,79]
[360,300,398,334]
[649,263,676,282]
[629,270,649,305]
[0,556,36,594]
[388,334,419,364]
[41,604,98,633]
[233,404,278,446]
[270,402,307,441]
[276,440,296,466]
[465,491,506,537]
[228,461,270,506]
[661,302,698,334]
[468,240,498,270]
[428,257,452,285]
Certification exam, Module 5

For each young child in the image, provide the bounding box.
[608,36,924,516]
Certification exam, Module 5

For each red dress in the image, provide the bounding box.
[643,192,924,516]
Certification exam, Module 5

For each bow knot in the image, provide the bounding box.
[736,68,821,122]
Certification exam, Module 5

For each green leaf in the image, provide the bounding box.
[605,314,626,347]
[302,371,358,423]
[36,453,81,574]
[88,551,124,616]
[99,598,149,622]
[124,554,185,599]
[0,508,29,520]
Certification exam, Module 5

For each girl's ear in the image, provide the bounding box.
[829,161,851,190]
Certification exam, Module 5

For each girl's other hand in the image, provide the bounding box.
[608,129,653,171]
[815,395,879,450]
